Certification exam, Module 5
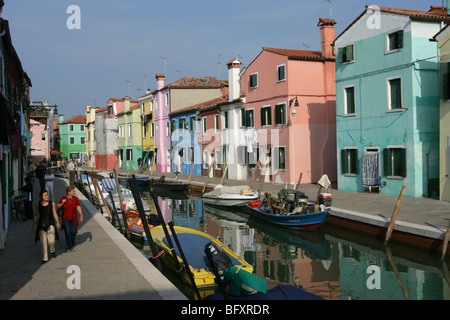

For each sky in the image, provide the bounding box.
[2,0,440,119]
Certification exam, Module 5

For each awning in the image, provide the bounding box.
[51,149,63,155]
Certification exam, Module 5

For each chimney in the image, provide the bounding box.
[227,58,241,102]
[123,96,130,113]
[318,18,337,59]
[155,74,165,90]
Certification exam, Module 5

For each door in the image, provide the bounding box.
[362,150,380,187]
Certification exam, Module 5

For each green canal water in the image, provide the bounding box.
[137,189,450,300]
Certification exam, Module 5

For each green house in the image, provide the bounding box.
[59,115,87,160]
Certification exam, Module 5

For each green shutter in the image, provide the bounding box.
[260,108,265,126]
[400,148,407,178]
[338,48,345,63]
[396,30,404,49]
[341,149,349,174]
[346,45,354,61]
[351,149,358,175]
[241,108,246,127]
[383,148,392,176]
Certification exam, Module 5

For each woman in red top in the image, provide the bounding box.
[57,186,83,251]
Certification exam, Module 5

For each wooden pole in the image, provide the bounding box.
[202,159,215,194]
[220,162,229,185]
[93,179,112,222]
[113,169,125,213]
[187,161,195,185]
[441,222,450,260]
[384,185,407,245]
[258,174,265,196]
[249,159,261,190]
[295,172,303,191]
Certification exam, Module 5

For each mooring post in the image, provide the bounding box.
[384,185,407,245]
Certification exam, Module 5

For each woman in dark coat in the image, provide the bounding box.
[32,190,60,264]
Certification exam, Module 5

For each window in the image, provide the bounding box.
[383,147,407,178]
[119,125,124,138]
[190,116,196,131]
[261,106,272,126]
[274,147,286,170]
[126,149,132,161]
[277,64,286,82]
[248,148,259,168]
[215,150,222,169]
[166,122,170,136]
[69,124,74,132]
[387,30,403,52]
[165,93,169,106]
[240,108,246,127]
[41,133,46,141]
[179,118,187,130]
[237,146,246,165]
[171,119,176,133]
[202,117,207,135]
[223,111,229,129]
[70,137,75,145]
[203,150,211,169]
[344,86,356,114]
[245,109,254,128]
[250,73,258,88]
[189,147,194,163]
[341,148,358,175]
[128,124,132,138]
[80,124,85,132]
[214,114,220,133]
[387,77,402,110]
[80,137,86,144]
[150,123,155,137]
[338,44,354,63]
[440,62,450,100]
[143,123,147,138]
[275,103,286,125]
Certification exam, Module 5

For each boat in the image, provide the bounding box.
[150,225,253,288]
[151,175,188,192]
[124,209,158,249]
[202,185,258,206]
[246,189,329,230]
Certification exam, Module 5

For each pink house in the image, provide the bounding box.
[240,18,337,185]
[30,119,50,163]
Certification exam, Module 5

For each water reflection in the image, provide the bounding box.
[138,188,450,300]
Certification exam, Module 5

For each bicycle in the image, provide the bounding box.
[12,192,28,222]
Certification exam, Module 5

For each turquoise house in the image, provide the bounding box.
[334,5,450,198]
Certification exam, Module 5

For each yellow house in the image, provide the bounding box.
[436,22,450,202]
[139,91,156,167]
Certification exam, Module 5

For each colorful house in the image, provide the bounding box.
[117,96,141,170]
[240,18,337,185]
[138,91,156,168]
[169,105,202,177]
[93,106,118,170]
[59,115,87,160]
[85,105,97,167]
[153,74,227,173]
[334,5,449,198]
[435,19,450,202]
[29,119,50,163]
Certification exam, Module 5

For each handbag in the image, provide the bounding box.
[57,197,65,217]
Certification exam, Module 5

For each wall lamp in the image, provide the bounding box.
[290,97,299,107]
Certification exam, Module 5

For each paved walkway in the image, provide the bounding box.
[0,177,186,300]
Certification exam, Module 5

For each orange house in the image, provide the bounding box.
[240,18,337,184]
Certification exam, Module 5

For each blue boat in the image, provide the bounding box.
[247,205,329,231]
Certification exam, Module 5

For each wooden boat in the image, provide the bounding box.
[203,185,258,207]
[124,209,157,249]
[246,189,329,230]
[150,225,253,288]
[247,205,329,230]
[152,182,188,192]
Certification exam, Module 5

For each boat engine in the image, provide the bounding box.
[204,242,232,282]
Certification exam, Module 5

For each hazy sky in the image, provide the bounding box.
[2,0,438,119]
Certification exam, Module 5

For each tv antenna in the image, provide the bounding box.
[217,54,221,79]
[325,0,333,18]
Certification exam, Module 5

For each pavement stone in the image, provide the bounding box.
[0,177,186,300]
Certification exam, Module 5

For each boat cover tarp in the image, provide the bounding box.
[101,178,117,193]
[204,185,251,197]
[162,233,241,269]
[205,284,325,300]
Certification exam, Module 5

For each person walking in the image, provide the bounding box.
[44,169,55,201]
[57,186,83,252]
[36,162,46,191]
[67,159,76,187]
[32,190,60,264]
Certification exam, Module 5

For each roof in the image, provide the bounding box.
[335,5,450,43]
[170,94,233,116]
[262,47,324,60]
[165,76,228,89]
[61,115,86,124]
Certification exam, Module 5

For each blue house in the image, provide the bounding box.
[169,106,202,177]
[334,5,450,198]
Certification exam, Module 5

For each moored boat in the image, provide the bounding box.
[150,225,253,288]
[203,185,258,206]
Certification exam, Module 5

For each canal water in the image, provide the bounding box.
[135,188,450,300]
